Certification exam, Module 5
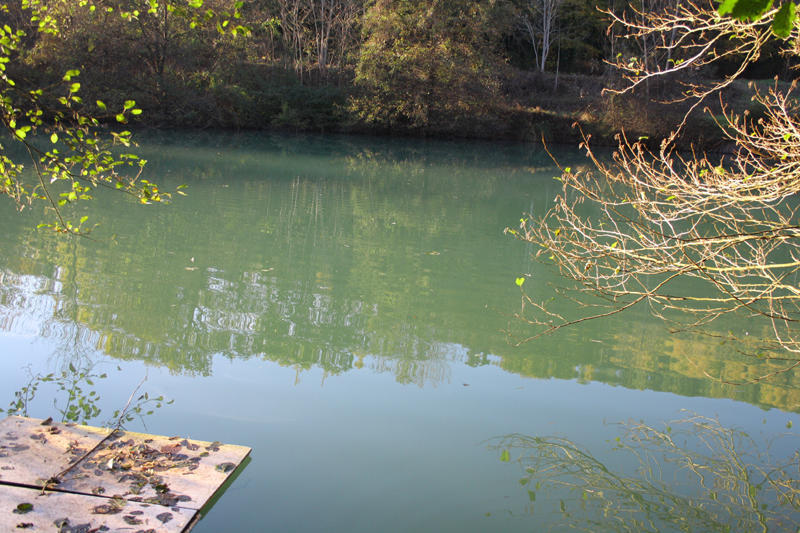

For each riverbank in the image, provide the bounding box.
[10,56,763,152]
[8,0,793,154]
[108,68,759,152]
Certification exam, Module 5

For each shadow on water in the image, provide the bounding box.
[489,413,800,532]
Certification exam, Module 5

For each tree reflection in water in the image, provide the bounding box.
[492,413,800,532]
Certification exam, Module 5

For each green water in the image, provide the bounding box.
[0,132,798,531]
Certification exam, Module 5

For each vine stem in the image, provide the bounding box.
[40,375,148,495]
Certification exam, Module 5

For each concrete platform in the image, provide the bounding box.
[0,415,250,532]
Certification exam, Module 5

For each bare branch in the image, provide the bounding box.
[509,2,800,382]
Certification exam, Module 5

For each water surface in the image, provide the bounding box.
[0,132,798,531]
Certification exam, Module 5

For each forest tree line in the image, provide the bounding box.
[1,0,794,143]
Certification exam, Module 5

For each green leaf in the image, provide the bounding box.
[216,462,236,473]
[69,82,80,93]
[96,100,107,110]
[116,113,126,123]
[62,69,80,81]
[500,449,510,462]
[188,0,203,7]
[123,100,136,110]
[131,108,142,115]
[233,25,250,36]
[13,503,33,514]
[718,0,773,20]
[515,277,525,287]
[772,1,796,37]
[50,132,58,144]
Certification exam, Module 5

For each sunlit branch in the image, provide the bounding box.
[508,1,800,380]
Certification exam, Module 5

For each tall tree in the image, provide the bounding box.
[272,0,363,82]
[351,0,508,131]
[518,0,562,72]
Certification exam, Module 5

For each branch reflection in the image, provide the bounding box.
[491,414,800,532]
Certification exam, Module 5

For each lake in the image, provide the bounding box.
[1,131,798,532]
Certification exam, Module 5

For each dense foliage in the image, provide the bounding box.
[1,0,793,138]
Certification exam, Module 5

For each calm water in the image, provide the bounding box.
[1,132,798,532]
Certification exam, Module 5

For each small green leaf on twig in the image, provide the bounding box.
[718,0,772,20]
[773,1,796,38]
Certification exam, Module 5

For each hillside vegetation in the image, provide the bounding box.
[2,0,795,145]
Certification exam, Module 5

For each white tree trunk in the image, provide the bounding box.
[520,0,562,73]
